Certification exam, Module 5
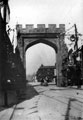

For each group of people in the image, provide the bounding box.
[67,62,82,88]
[41,77,48,86]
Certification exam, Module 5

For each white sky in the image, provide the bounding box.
[9,0,83,33]
[26,43,56,75]
[8,0,83,75]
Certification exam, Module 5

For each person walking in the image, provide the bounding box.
[76,63,81,88]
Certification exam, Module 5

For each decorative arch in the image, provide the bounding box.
[16,24,68,86]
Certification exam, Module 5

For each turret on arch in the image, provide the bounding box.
[16,24,68,86]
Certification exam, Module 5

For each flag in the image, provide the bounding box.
[0,1,10,24]
[78,34,83,47]
[65,25,75,41]
[12,28,17,53]
[5,3,10,24]
[65,25,76,51]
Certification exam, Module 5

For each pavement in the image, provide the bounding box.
[0,82,83,120]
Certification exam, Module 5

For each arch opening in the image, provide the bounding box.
[25,42,56,82]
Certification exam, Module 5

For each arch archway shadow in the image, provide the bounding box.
[25,39,58,53]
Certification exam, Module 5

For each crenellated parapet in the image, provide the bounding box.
[16,24,65,34]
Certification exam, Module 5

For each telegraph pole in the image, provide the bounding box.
[74,24,82,88]
[74,24,78,51]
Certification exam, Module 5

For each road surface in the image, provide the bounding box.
[0,82,83,120]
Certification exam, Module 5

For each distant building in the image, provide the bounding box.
[36,64,56,82]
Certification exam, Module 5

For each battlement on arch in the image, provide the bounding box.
[16,24,65,33]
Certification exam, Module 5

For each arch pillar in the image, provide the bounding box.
[56,50,63,86]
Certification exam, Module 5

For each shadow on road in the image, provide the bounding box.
[0,83,39,112]
[65,98,83,120]
[50,87,83,91]
[23,83,39,100]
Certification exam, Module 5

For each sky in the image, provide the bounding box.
[9,0,83,32]
[8,0,83,75]
[26,43,56,75]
